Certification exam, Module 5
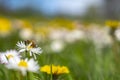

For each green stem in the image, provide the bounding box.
[53,75,59,80]
[27,72,30,80]
[50,64,53,80]
[18,71,22,80]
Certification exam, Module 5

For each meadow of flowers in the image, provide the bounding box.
[0,17,120,80]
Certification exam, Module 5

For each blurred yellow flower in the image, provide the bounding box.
[35,27,50,38]
[106,20,119,28]
[49,19,74,30]
[40,65,69,75]
[0,18,11,34]
[22,20,33,29]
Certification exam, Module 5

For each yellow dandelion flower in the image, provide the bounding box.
[105,20,119,28]
[57,66,69,74]
[40,65,69,75]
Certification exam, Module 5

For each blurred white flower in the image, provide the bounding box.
[50,40,65,53]
[16,40,42,59]
[87,27,112,48]
[65,29,85,43]
[19,28,33,40]
[0,50,20,64]
[49,29,66,40]
[6,58,39,76]
[115,28,120,41]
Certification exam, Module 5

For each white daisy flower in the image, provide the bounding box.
[6,58,39,76]
[16,40,42,59]
[5,57,20,69]
[0,50,20,64]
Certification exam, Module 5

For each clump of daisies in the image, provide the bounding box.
[0,40,42,76]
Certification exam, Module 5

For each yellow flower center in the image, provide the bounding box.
[27,45,33,50]
[18,60,28,68]
[6,54,13,59]
[26,41,35,51]
[25,40,36,50]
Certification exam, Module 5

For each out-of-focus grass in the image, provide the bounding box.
[38,40,118,80]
